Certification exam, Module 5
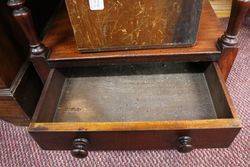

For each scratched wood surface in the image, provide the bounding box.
[65,0,203,52]
[43,0,223,65]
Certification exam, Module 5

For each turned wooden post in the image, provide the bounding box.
[7,0,50,83]
[217,0,250,81]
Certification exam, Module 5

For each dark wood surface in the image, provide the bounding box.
[65,0,203,52]
[43,0,223,68]
[0,62,43,126]
[29,62,240,153]
[0,0,62,125]
[217,0,250,80]
[0,23,23,88]
[7,0,51,83]
[29,128,240,152]
[218,48,239,81]
[0,4,26,88]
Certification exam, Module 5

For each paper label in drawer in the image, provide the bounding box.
[88,0,104,10]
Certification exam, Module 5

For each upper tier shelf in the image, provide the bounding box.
[43,0,223,67]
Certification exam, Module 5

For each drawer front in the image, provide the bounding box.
[30,128,240,151]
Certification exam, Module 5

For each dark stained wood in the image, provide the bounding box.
[0,0,61,126]
[0,6,24,88]
[217,0,250,80]
[0,79,6,89]
[29,124,240,152]
[0,97,30,126]
[29,52,50,84]
[7,0,40,46]
[32,69,65,122]
[25,0,62,36]
[0,25,23,88]
[217,0,250,49]
[12,63,43,118]
[0,62,43,126]
[65,0,203,52]
[218,48,239,81]
[226,0,250,36]
[29,62,241,154]
[43,0,223,68]
[7,0,50,83]
[177,136,193,153]
[204,62,238,118]
[71,138,89,158]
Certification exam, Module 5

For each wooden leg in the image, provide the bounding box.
[218,48,238,81]
[217,0,250,81]
[7,0,50,84]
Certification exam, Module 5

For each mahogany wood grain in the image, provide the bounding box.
[7,0,50,83]
[29,128,240,151]
[0,62,42,126]
[43,0,223,68]
[0,5,25,88]
[217,0,250,80]
[29,62,241,153]
[205,62,238,118]
[32,69,65,122]
[218,48,239,81]
[0,25,23,88]
[65,0,203,52]
[0,0,60,125]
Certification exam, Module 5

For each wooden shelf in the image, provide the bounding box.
[43,0,223,67]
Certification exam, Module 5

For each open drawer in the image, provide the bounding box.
[29,62,241,158]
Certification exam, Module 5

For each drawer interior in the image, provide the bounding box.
[34,62,234,123]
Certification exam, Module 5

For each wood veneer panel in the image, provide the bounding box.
[65,0,203,52]
[29,127,240,150]
[43,0,223,67]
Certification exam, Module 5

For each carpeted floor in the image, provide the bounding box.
[0,24,249,167]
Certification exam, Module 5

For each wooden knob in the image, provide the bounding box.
[71,138,89,158]
[177,136,193,153]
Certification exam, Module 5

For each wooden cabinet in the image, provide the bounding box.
[3,0,249,158]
